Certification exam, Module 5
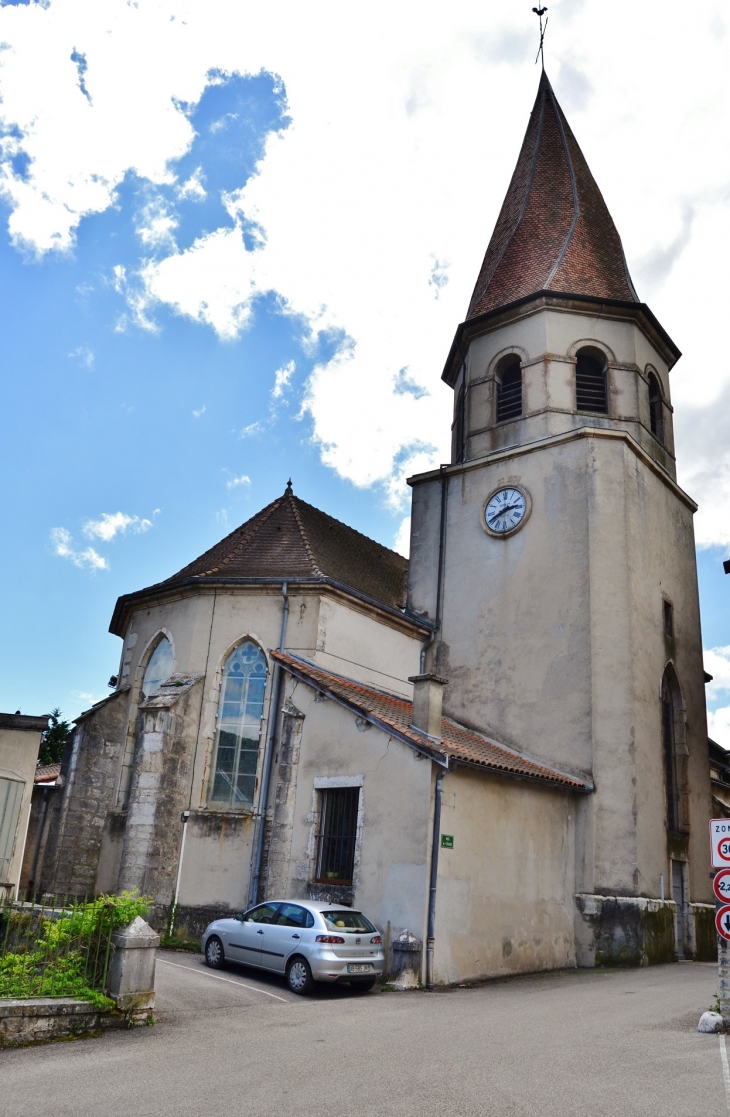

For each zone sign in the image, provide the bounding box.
[710,819,730,868]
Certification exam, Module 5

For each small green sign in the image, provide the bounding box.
[441,834,454,849]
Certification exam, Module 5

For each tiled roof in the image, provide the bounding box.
[466,71,638,321]
[120,486,409,613]
[34,763,61,783]
[273,652,591,792]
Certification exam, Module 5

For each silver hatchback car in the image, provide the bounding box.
[201,900,385,995]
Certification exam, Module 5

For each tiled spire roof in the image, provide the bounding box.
[466,71,638,320]
[122,486,409,613]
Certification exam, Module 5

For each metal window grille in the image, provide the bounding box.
[575,354,608,413]
[315,788,359,885]
[496,362,522,422]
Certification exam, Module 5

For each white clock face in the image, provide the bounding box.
[484,488,527,535]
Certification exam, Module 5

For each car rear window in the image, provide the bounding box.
[322,910,377,933]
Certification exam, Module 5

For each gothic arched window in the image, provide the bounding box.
[648,372,664,443]
[662,666,688,833]
[209,641,268,809]
[575,349,608,413]
[141,637,174,700]
[496,359,523,422]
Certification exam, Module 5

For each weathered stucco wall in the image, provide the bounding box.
[433,765,577,983]
[264,678,433,947]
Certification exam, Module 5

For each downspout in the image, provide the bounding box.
[426,765,448,990]
[249,580,289,907]
[27,786,50,898]
[167,810,189,938]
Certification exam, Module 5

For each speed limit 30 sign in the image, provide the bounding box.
[710,820,730,868]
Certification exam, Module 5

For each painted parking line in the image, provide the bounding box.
[720,1035,730,1116]
[157,957,289,1002]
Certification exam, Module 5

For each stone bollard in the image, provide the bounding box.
[106,916,160,1022]
[389,929,423,990]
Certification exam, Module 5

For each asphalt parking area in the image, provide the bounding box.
[3,957,729,1117]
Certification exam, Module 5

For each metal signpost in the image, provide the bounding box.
[710,820,730,1021]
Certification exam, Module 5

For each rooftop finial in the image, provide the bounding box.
[533,6,548,70]
[286,478,293,493]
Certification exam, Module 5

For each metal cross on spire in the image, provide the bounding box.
[533,6,548,69]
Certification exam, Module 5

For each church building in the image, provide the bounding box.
[37,73,715,982]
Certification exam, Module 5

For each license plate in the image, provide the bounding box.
[347,964,371,974]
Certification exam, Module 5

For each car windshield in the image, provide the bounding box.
[322,910,376,933]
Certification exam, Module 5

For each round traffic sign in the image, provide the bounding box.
[717,837,730,864]
[716,905,730,941]
[715,870,730,904]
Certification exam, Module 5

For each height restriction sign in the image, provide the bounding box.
[714,870,730,904]
[710,820,730,868]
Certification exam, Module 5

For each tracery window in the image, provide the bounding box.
[141,637,174,700]
[575,349,608,413]
[209,641,268,809]
[648,372,664,442]
[496,359,523,422]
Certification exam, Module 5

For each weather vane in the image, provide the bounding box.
[533,6,548,69]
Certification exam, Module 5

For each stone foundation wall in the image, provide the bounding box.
[0,998,149,1048]
[575,893,681,966]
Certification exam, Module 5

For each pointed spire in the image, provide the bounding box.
[467,72,638,321]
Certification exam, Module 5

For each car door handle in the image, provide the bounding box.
[292,934,300,939]
[256,929,264,935]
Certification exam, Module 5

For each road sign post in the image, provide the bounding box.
[710,821,730,1023]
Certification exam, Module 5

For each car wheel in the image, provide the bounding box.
[205,936,225,969]
[286,957,314,995]
[349,979,376,993]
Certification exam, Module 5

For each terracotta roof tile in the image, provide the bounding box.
[273,652,591,791]
[467,71,638,320]
[139,487,409,611]
[34,763,61,783]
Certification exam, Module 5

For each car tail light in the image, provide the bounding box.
[316,934,345,944]
[370,936,382,944]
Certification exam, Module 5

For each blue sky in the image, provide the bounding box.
[1,0,730,744]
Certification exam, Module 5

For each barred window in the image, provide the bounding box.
[576,350,608,413]
[209,641,267,809]
[315,787,359,885]
[496,360,522,422]
[649,372,664,442]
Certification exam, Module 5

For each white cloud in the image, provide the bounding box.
[394,516,411,558]
[82,512,152,541]
[192,404,206,418]
[239,420,263,438]
[709,706,730,750]
[68,345,94,369]
[50,527,108,571]
[706,647,730,700]
[3,0,730,524]
[226,473,251,489]
[272,359,295,399]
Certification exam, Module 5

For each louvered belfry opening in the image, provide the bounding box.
[648,372,664,442]
[575,350,608,414]
[315,787,359,885]
[496,360,523,422]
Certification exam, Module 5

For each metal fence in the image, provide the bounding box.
[0,891,117,1000]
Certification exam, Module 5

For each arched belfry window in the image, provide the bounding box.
[496,358,522,422]
[209,641,268,809]
[648,372,664,442]
[141,637,174,700]
[662,666,688,833]
[575,348,608,414]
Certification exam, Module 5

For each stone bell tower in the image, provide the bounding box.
[408,72,713,961]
